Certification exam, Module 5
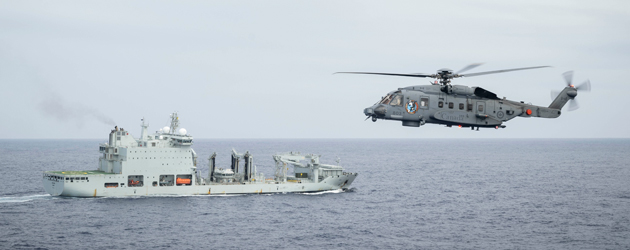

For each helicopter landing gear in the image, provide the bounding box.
[371,117,377,122]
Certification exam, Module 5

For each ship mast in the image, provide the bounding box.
[139,117,149,141]
[169,112,179,135]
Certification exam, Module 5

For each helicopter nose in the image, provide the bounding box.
[364,107,374,116]
[373,105,386,116]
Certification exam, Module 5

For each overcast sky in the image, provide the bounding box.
[1,0,628,139]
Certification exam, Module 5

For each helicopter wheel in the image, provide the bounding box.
[371,117,377,122]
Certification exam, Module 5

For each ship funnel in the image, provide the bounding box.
[109,130,115,146]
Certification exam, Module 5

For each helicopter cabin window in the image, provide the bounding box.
[389,95,403,106]
[467,104,473,111]
[459,103,464,110]
[478,104,484,112]
[448,102,454,109]
[420,97,429,107]
[438,101,443,108]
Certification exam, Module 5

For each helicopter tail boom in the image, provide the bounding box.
[516,105,561,119]
[506,100,561,119]
[549,86,577,110]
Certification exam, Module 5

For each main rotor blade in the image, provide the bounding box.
[459,66,551,77]
[335,72,433,78]
[576,79,591,92]
[455,63,484,74]
[563,71,573,86]
[568,99,580,111]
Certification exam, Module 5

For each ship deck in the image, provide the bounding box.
[44,170,115,175]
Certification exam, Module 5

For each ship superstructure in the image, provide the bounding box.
[43,113,358,197]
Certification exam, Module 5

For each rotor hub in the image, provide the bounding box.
[437,68,453,75]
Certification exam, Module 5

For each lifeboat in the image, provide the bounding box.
[176,178,191,185]
[128,180,140,186]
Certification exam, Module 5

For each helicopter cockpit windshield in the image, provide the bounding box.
[389,95,403,106]
[380,91,402,106]
[380,94,393,104]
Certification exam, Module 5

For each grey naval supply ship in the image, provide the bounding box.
[43,113,358,197]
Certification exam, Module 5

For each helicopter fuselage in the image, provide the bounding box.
[364,84,565,129]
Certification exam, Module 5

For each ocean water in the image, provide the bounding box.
[0,139,629,249]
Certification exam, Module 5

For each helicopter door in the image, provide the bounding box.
[476,101,485,114]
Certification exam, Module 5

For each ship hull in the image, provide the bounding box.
[43,173,357,197]
[43,175,65,196]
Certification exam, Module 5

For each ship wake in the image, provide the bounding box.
[0,194,55,203]
[301,189,345,195]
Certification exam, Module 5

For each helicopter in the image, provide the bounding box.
[338,64,591,130]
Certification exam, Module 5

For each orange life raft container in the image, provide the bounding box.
[176,178,191,185]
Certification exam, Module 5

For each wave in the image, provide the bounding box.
[0,194,53,203]
[301,189,344,195]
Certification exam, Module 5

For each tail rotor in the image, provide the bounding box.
[551,71,591,111]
